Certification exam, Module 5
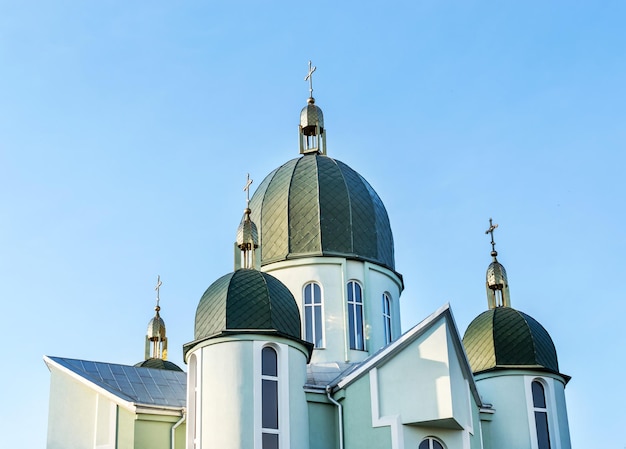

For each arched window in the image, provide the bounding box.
[347,281,365,351]
[419,437,445,449]
[303,282,323,348]
[532,380,551,449]
[382,293,392,345]
[261,346,279,449]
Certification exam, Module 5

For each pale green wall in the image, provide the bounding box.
[475,374,532,449]
[554,379,572,449]
[343,375,391,449]
[47,368,99,449]
[193,336,310,449]
[378,320,453,424]
[338,316,486,449]
[117,407,135,449]
[135,414,182,449]
[198,340,255,448]
[287,345,310,449]
[307,399,338,449]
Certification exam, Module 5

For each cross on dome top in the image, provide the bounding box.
[243,173,253,207]
[485,218,499,257]
[305,60,316,99]
[154,275,162,311]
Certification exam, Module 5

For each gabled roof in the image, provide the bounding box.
[317,304,483,407]
[44,356,186,411]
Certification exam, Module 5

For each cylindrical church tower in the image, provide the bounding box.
[463,221,571,449]
[183,268,312,449]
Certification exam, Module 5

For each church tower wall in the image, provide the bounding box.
[185,335,310,449]
[474,371,570,449]
[263,257,403,364]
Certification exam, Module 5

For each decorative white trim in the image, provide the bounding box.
[369,368,404,449]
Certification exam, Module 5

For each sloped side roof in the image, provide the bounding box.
[45,356,186,408]
[311,304,483,408]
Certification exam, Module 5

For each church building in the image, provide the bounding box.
[45,65,572,449]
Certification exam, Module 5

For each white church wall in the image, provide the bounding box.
[188,335,310,449]
[522,374,571,449]
[360,261,403,353]
[446,328,473,434]
[263,257,402,364]
[194,339,255,448]
[46,367,104,449]
[474,373,532,449]
[264,257,347,363]
[552,378,572,449]
[377,318,454,424]
[476,371,571,449]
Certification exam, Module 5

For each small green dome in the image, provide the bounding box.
[249,154,395,271]
[194,269,302,342]
[134,358,183,372]
[463,307,560,375]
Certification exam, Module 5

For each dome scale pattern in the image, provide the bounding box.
[463,307,560,375]
[249,154,395,271]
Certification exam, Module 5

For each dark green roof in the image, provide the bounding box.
[249,154,396,271]
[193,269,303,343]
[134,358,183,372]
[462,307,560,375]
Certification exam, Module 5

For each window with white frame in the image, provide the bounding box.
[261,346,279,449]
[347,281,365,351]
[418,437,445,449]
[532,380,551,449]
[382,293,392,345]
[303,282,323,348]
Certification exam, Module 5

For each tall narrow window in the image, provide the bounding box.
[261,347,279,449]
[532,380,551,449]
[304,282,323,348]
[382,293,392,345]
[347,281,365,351]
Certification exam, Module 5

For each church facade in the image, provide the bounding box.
[45,68,572,449]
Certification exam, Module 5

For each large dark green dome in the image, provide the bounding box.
[193,269,302,342]
[249,154,395,271]
[463,307,560,375]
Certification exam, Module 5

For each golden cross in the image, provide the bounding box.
[154,275,162,307]
[305,60,317,97]
[243,173,253,206]
[485,218,498,252]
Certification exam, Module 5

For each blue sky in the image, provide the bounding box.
[1,2,625,447]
